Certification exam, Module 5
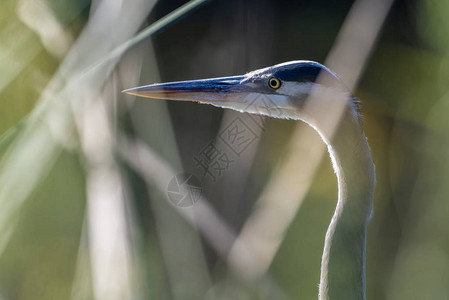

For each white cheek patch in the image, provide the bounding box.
[195,81,358,122]
[276,81,316,98]
[276,81,360,120]
[197,92,303,120]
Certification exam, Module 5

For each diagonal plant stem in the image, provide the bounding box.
[85,0,212,76]
[0,0,215,266]
[0,121,24,153]
[0,0,213,152]
[118,136,289,300]
[227,0,395,280]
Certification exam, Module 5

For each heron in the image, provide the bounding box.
[123,61,376,300]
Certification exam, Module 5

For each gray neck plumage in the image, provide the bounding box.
[313,98,375,300]
[203,81,375,299]
[260,82,375,299]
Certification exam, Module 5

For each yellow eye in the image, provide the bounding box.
[268,77,281,89]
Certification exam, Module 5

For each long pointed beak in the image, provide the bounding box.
[123,75,295,120]
[122,75,251,103]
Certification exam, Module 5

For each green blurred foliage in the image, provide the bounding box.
[0,152,86,299]
[1,0,449,299]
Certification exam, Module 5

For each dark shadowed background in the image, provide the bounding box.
[1,0,449,299]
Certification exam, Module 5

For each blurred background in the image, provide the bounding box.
[1,0,449,299]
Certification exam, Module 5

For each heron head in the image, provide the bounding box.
[123,61,351,121]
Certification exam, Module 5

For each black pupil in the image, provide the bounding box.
[270,79,278,87]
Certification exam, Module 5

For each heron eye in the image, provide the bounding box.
[268,77,281,89]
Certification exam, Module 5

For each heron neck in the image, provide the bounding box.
[316,108,375,300]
